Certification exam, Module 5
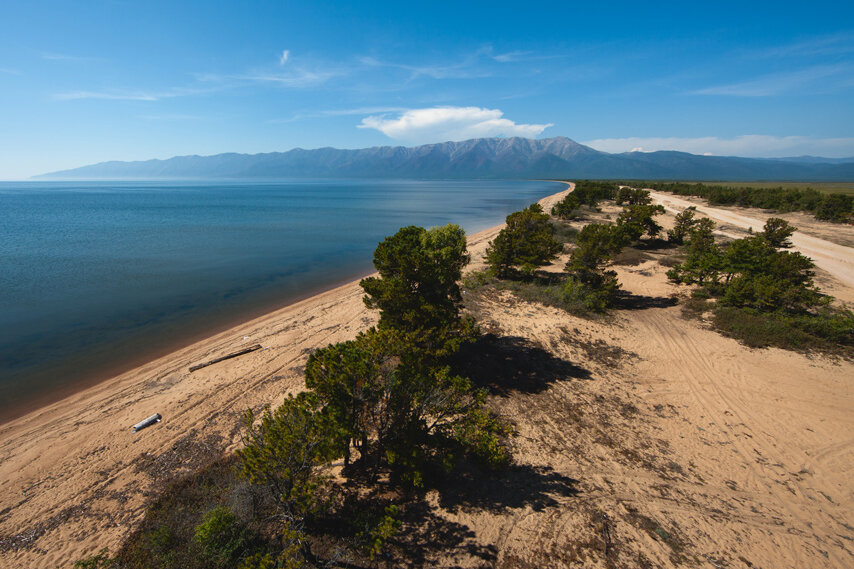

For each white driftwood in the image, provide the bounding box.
[132,413,162,432]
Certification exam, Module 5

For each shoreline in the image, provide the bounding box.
[0,267,378,426]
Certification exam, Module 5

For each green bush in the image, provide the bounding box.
[485,204,563,277]
[713,306,854,353]
[562,275,618,313]
[74,549,114,569]
[194,507,250,567]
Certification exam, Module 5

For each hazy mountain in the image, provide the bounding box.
[37,137,854,181]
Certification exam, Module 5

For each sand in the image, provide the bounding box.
[1,184,852,568]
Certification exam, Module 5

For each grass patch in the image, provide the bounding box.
[463,269,604,318]
[612,247,651,266]
[550,219,579,243]
[712,306,854,355]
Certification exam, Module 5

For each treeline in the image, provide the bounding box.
[622,181,853,223]
[81,225,510,569]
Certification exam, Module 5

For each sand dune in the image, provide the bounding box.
[1,185,852,568]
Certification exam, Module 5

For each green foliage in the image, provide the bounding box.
[563,271,620,313]
[305,325,509,486]
[713,306,854,354]
[666,218,725,287]
[551,193,580,219]
[761,217,795,248]
[615,187,653,205]
[667,206,699,244]
[361,223,476,358]
[561,222,629,311]
[485,204,563,277]
[74,549,115,569]
[237,394,340,526]
[568,223,628,271]
[236,523,307,569]
[813,193,853,222]
[616,204,666,241]
[354,504,402,560]
[722,236,824,312]
[570,180,619,206]
[621,180,853,223]
[194,507,250,567]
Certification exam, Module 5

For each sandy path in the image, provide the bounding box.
[0,186,573,568]
[650,191,854,288]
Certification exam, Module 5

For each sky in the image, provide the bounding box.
[1,1,853,178]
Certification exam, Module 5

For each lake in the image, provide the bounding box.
[0,178,564,421]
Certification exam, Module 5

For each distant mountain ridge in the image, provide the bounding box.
[37,137,854,181]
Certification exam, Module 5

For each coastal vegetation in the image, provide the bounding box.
[483,185,666,314]
[623,180,854,223]
[667,217,854,353]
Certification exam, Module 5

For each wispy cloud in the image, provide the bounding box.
[359,106,552,143]
[279,49,290,65]
[358,54,489,80]
[42,52,100,62]
[244,67,339,88]
[140,113,205,121]
[0,67,20,75]
[54,85,216,101]
[583,135,854,158]
[269,106,410,124]
[54,90,160,101]
[752,32,854,59]
[691,64,852,96]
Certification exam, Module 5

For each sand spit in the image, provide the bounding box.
[1,184,852,568]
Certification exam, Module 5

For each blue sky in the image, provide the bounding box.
[1,0,853,178]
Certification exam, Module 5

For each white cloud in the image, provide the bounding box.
[358,106,552,143]
[583,135,854,158]
[279,50,290,65]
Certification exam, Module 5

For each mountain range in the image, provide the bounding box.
[37,137,854,181]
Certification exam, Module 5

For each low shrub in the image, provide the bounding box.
[713,306,854,354]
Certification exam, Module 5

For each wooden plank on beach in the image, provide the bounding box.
[189,344,263,372]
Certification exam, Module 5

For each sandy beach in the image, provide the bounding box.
[1,184,853,568]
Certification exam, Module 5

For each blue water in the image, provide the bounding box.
[0,179,563,419]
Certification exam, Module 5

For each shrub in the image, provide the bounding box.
[563,273,620,313]
[761,217,795,248]
[74,549,114,569]
[667,206,699,244]
[616,204,666,241]
[238,394,340,526]
[194,507,250,567]
[485,204,563,278]
[615,187,653,205]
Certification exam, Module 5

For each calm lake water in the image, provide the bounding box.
[0,179,563,420]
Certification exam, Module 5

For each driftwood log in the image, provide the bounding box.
[132,413,162,432]
[189,344,262,372]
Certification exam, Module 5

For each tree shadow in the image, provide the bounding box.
[452,334,591,396]
[633,238,676,251]
[394,500,499,567]
[613,291,678,310]
[434,463,581,514]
